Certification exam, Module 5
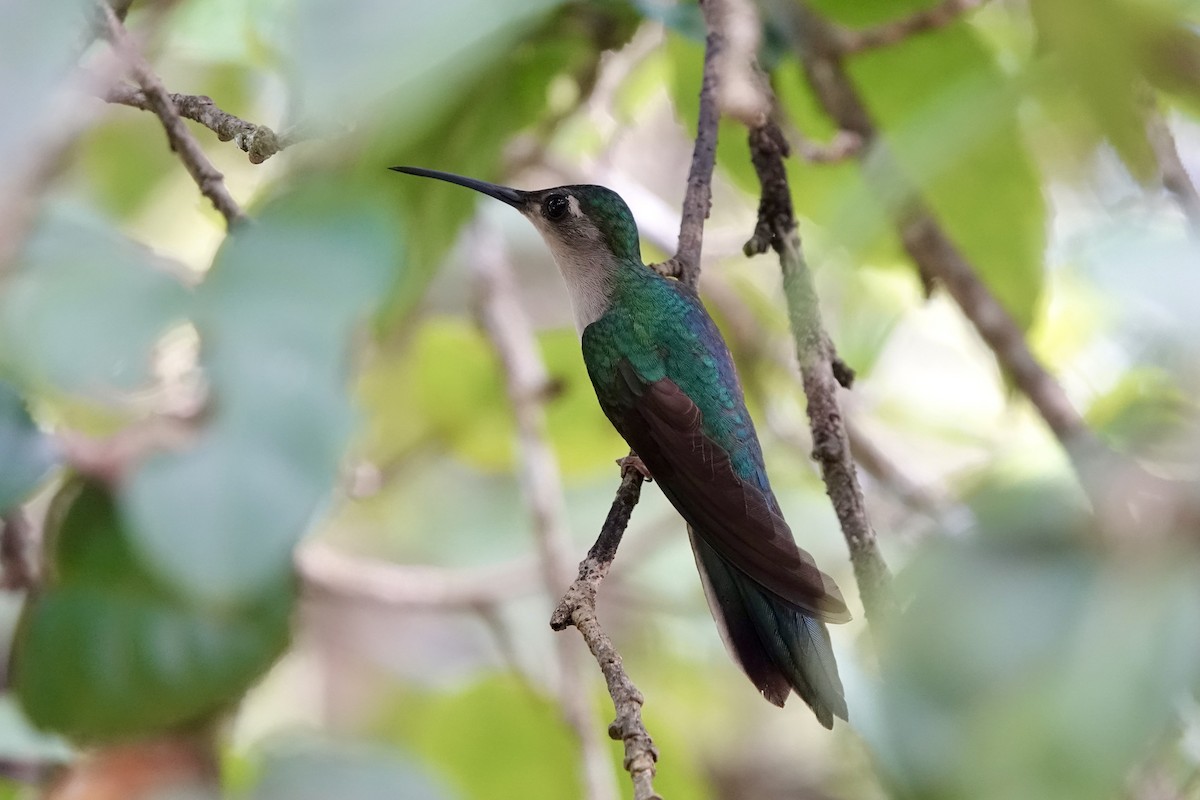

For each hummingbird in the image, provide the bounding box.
[391,166,851,727]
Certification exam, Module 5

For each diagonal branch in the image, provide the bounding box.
[1145,103,1200,232]
[551,468,655,800]
[834,0,989,55]
[99,4,247,227]
[105,84,293,164]
[743,117,895,627]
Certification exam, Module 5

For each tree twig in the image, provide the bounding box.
[470,224,618,800]
[0,510,38,593]
[655,3,723,289]
[743,118,895,627]
[1144,103,1200,232]
[834,0,988,55]
[551,468,655,800]
[296,541,540,611]
[99,4,247,227]
[105,84,292,164]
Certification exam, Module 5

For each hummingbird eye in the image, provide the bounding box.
[543,193,569,221]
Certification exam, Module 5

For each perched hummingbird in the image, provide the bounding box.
[391,167,851,727]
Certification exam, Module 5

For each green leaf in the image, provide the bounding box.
[368,4,638,322]
[13,480,292,742]
[408,328,497,465]
[0,0,92,156]
[282,0,560,127]
[1029,0,1200,178]
[0,379,59,513]
[869,479,1200,800]
[374,674,591,800]
[251,737,448,800]
[0,205,192,394]
[679,0,1046,330]
[123,181,400,603]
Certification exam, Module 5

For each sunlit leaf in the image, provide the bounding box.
[374,675,591,800]
[13,479,293,741]
[675,0,1046,330]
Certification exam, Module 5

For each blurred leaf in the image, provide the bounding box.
[13,479,292,741]
[540,329,627,475]
[414,323,510,468]
[374,675,592,800]
[1030,0,1200,178]
[683,0,1046,329]
[283,0,559,127]
[0,380,58,513]
[124,181,400,602]
[871,479,1200,800]
[77,115,180,220]
[1086,367,1195,455]
[251,736,449,800]
[0,205,192,394]
[0,0,91,156]
[372,5,638,322]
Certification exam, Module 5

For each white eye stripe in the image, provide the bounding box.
[566,195,583,218]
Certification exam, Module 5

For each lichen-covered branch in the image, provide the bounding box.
[743,120,895,627]
[834,0,988,55]
[105,84,291,164]
[100,4,247,227]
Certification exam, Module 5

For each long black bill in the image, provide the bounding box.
[389,166,526,209]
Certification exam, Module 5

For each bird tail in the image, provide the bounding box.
[689,527,848,728]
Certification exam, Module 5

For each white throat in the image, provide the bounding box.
[528,195,616,335]
[546,243,615,334]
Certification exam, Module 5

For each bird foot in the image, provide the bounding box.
[617,454,653,482]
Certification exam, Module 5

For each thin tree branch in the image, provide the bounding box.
[834,0,988,55]
[0,510,39,593]
[105,84,292,164]
[99,4,247,227]
[470,224,618,800]
[656,2,723,288]
[551,468,656,800]
[296,541,540,611]
[743,118,895,626]
[1145,104,1200,232]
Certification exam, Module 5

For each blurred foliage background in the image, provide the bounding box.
[1,0,1200,798]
